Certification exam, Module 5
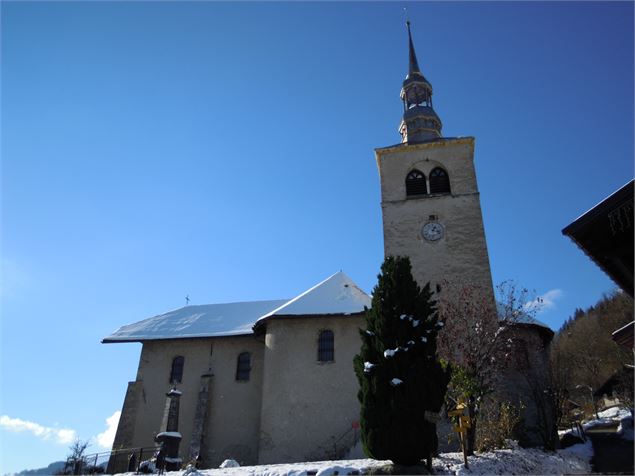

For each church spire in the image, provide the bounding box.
[399,21,442,144]
[407,21,420,76]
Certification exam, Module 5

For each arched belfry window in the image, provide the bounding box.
[169,356,184,384]
[429,167,451,194]
[405,170,427,197]
[318,330,335,362]
[236,352,251,381]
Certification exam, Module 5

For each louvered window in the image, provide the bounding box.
[429,167,451,194]
[405,170,427,196]
[236,352,251,381]
[169,356,184,384]
[318,330,335,362]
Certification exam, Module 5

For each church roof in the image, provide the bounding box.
[256,271,371,324]
[496,301,551,329]
[102,271,370,343]
[495,302,554,343]
[102,299,288,343]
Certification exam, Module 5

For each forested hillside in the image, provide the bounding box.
[551,290,633,406]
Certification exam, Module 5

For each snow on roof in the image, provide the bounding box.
[102,299,288,343]
[103,271,371,343]
[257,271,371,322]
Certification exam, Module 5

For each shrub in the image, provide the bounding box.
[475,400,523,452]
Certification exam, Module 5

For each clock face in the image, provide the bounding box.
[422,222,444,241]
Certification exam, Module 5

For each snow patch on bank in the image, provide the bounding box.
[108,442,592,475]
[583,406,633,440]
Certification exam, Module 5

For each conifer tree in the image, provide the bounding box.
[354,256,450,466]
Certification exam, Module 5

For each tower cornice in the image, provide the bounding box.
[375,136,474,158]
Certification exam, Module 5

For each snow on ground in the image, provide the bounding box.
[594,406,632,422]
[108,443,592,475]
[559,405,634,441]
[103,405,635,476]
[433,442,592,475]
[585,406,634,441]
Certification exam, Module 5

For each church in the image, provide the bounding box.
[103,23,551,471]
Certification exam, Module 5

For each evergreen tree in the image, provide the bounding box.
[353,256,450,466]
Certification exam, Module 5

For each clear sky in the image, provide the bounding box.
[1,1,633,472]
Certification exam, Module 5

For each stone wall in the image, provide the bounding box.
[376,138,494,301]
[200,335,265,467]
[495,324,556,448]
[258,314,363,464]
[106,380,143,474]
[118,335,265,468]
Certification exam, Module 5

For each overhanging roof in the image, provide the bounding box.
[562,180,634,296]
[612,320,634,349]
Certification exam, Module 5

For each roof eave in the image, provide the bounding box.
[101,331,255,344]
[504,321,555,343]
[253,311,366,332]
[562,179,634,235]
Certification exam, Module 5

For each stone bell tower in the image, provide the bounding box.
[375,22,494,300]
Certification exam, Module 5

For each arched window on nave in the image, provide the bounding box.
[318,330,335,362]
[236,352,251,381]
[169,356,184,384]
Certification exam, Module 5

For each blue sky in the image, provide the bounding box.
[1,1,633,472]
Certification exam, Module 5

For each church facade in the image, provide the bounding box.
[105,272,370,470]
[104,24,552,471]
